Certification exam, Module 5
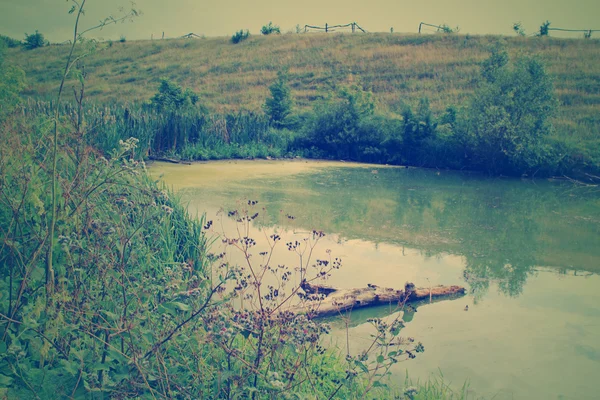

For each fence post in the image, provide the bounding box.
[326,23,328,33]
[352,22,355,33]
[162,32,165,39]
[418,23,422,34]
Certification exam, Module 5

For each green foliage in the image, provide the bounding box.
[0,44,26,119]
[0,34,21,48]
[403,371,470,400]
[0,112,432,398]
[23,30,47,50]
[466,49,557,173]
[300,85,402,162]
[119,34,126,43]
[22,102,289,159]
[231,29,250,44]
[401,98,438,165]
[261,21,281,35]
[0,124,210,398]
[439,24,459,34]
[513,22,526,36]
[480,44,509,83]
[150,78,199,113]
[539,20,551,36]
[264,71,294,128]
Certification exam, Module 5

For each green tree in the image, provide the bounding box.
[480,45,509,83]
[301,85,383,160]
[150,78,199,113]
[468,48,557,174]
[23,30,47,50]
[264,71,293,128]
[401,98,437,165]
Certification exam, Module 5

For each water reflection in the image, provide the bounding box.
[175,165,598,298]
[152,161,600,398]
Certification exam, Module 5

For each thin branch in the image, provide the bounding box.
[144,281,225,358]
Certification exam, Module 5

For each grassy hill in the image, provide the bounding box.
[7,32,600,149]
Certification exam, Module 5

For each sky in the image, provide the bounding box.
[1,0,599,42]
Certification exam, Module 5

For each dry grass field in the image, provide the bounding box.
[7,33,600,143]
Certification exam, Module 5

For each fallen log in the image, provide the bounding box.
[148,156,192,165]
[292,280,465,318]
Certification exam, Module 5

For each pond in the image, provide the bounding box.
[151,159,600,399]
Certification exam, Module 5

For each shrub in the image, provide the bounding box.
[538,20,551,36]
[264,71,293,128]
[480,44,509,83]
[261,21,281,35]
[23,30,47,50]
[0,44,26,119]
[439,24,459,34]
[513,22,526,36]
[119,34,127,42]
[401,98,438,165]
[150,78,199,113]
[301,85,384,160]
[466,47,557,174]
[231,29,250,44]
[0,34,21,48]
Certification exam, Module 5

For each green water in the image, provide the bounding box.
[152,160,600,399]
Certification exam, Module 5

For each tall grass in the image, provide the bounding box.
[22,100,298,160]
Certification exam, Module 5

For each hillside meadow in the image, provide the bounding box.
[7,33,600,146]
[2,26,600,399]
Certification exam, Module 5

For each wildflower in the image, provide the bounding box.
[403,386,418,399]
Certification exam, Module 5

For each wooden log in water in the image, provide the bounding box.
[148,156,192,165]
[292,280,466,318]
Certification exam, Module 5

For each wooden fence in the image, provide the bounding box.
[547,27,599,38]
[303,22,366,33]
[418,22,455,34]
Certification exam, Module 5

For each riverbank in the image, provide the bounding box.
[7,33,600,176]
[0,110,473,398]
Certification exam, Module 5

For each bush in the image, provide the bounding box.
[466,47,557,174]
[439,24,459,34]
[0,34,21,48]
[512,22,526,36]
[301,85,389,161]
[264,71,293,128]
[23,30,47,50]
[401,98,437,165]
[150,78,199,113]
[0,44,26,119]
[261,21,281,35]
[231,29,250,44]
[538,21,551,36]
